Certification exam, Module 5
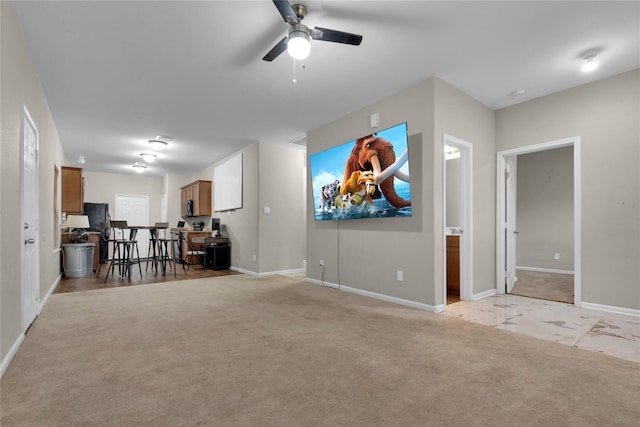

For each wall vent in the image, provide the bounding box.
[289,134,307,146]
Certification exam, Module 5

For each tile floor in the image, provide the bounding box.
[443,294,640,363]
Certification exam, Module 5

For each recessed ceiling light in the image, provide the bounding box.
[581,55,599,72]
[132,162,147,173]
[77,155,86,164]
[140,153,157,162]
[511,89,526,97]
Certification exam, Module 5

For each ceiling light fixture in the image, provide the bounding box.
[581,55,599,72]
[148,137,170,151]
[132,162,147,173]
[140,153,157,162]
[77,155,86,164]
[287,26,311,60]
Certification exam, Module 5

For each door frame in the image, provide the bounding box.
[21,105,40,331]
[443,134,473,304]
[496,136,582,305]
[504,156,518,293]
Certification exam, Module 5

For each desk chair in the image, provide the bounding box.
[184,235,207,271]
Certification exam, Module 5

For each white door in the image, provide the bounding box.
[22,107,40,331]
[504,158,518,293]
[115,195,150,256]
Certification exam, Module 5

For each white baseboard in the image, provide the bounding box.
[40,274,62,312]
[582,302,640,318]
[257,268,305,277]
[305,278,439,312]
[230,266,257,276]
[231,266,305,277]
[516,266,574,275]
[472,288,497,300]
[1,333,25,379]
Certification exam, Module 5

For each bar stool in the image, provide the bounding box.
[157,221,185,277]
[146,222,169,274]
[96,221,118,278]
[105,220,142,281]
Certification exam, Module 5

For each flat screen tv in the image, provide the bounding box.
[309,122,411,221]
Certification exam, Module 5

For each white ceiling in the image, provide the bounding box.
[12,1,640,176]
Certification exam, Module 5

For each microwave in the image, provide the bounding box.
[184,199,194,217]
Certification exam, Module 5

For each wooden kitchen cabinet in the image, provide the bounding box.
[61,166,83,214]
[446,235,460,296]
[181,180,211,216]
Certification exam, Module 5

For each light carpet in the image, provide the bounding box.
[1,275,638,426]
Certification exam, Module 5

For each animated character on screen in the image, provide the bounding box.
[318,180,340,212]
[341,135,410,208]
[340,170,377,206]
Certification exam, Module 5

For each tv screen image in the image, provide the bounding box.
[309,122,411,221]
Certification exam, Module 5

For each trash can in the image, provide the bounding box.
[62,243,95,278]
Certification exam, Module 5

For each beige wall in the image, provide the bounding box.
[258,142,306,274]
[433,78,497,301]
[516,146,574,271]
[83,171,163,224]
[307,79,435,305]
[164,172,190,228]
[212,144,259,273]
[194,142,305,275]
[1,1,66,361]
[496,70,640,309]
[306,77,496,308]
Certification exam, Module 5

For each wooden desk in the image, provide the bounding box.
[177,231,209,262]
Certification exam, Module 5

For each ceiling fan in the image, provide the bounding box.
[263,0,363,62]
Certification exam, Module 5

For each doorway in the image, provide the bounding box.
[443,134,473,306]
[21,106,40,331]
[115,194,150,255]
[496,137,581,305]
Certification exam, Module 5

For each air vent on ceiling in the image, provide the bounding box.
[289,134,307,146]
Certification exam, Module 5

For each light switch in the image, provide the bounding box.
[370,113,380,128]
[263,206,271,214]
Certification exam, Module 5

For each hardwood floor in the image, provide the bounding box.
[55,260,239,294]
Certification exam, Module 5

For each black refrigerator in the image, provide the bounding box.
[83,202,110,263]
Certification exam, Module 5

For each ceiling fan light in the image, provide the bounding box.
[288,31,310,60]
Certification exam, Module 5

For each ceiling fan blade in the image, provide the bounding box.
[263,36,288,62]
[272,0,299,25]
[313,27,363,46]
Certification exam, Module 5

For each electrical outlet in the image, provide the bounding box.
[319,260,324,267]
[252,254,256,262]
[397,270,404,281]
[554,253,560,260]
